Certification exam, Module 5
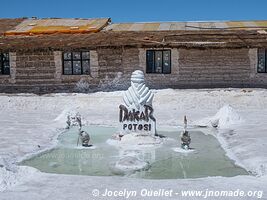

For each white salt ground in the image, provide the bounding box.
[0,89,267,200]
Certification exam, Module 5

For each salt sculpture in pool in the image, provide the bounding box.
[119,70,156,136]
[110,70,158,173]
[66,112,82,129]
[180,116,191,150]
[65,112,92,147]
[77,130,92,147]
[76,115,92,147]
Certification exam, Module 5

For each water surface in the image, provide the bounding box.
[21,126,248,179]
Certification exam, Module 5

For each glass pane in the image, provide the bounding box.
[64,61,72,75]
[73,52,81,60]
[82,52,90,59]
[82,60,90,75]
[146,50,154,73]
[2,53,9,61]
[73,61,82,75]
[3,62,10,75]
[155,51,163,73]
[163,50,171,74]
[64,52,72,60]
[258,49,266,73]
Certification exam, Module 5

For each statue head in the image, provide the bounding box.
[131,70,145,85]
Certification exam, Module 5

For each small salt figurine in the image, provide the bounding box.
[76,113,82,130]
[181,116,191,150]
[77,130,91,147]
[66,115,71,129]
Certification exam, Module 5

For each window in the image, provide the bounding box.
[63,52,90,75]
[258,49,267,73]
[0,53,10,75]
[146,50,171,74]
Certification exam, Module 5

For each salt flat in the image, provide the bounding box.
[0,89,267,200]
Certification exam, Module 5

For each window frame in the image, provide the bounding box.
[0,53,10,75]
[62,51,90,75]
[257,48,267,73]
[146,49,171,74]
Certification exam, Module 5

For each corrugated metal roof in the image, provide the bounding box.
[0,18,25,34]
[5,18,110,35]
[105,20,267,31]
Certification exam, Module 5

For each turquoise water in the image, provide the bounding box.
[21,126,248,179]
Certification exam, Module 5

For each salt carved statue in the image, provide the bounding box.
[181,116,191,150]
[77,130,91,147]
[76,113,82,130]
[119,70,156,135]
[72,114,92,147]
[123,70,154,110]
[65,112,82,129]
[66,115,71,129]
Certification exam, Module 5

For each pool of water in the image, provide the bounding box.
[21,126,248,179]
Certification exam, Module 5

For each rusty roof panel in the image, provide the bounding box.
[254,21,267,27]
[142,23,160,31]
[213,22,228,29]
[158,23,172,31]
[186,22,201,30]
[0,18,25,34]
[128,23,145,31]
[5,18,110,35]
[105,20,267,31]
[169,22,186,30]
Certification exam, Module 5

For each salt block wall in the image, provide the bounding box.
[0,51,59,92]
[0,47,266,92]
[97,47,124,79]
[15,51,57,85]
[177,49,251,87]
[96,47,266,89]
[139,48,266,88]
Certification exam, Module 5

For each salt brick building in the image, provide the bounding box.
[1,17,267,93]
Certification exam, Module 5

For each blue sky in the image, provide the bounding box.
[1,0,267,22]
